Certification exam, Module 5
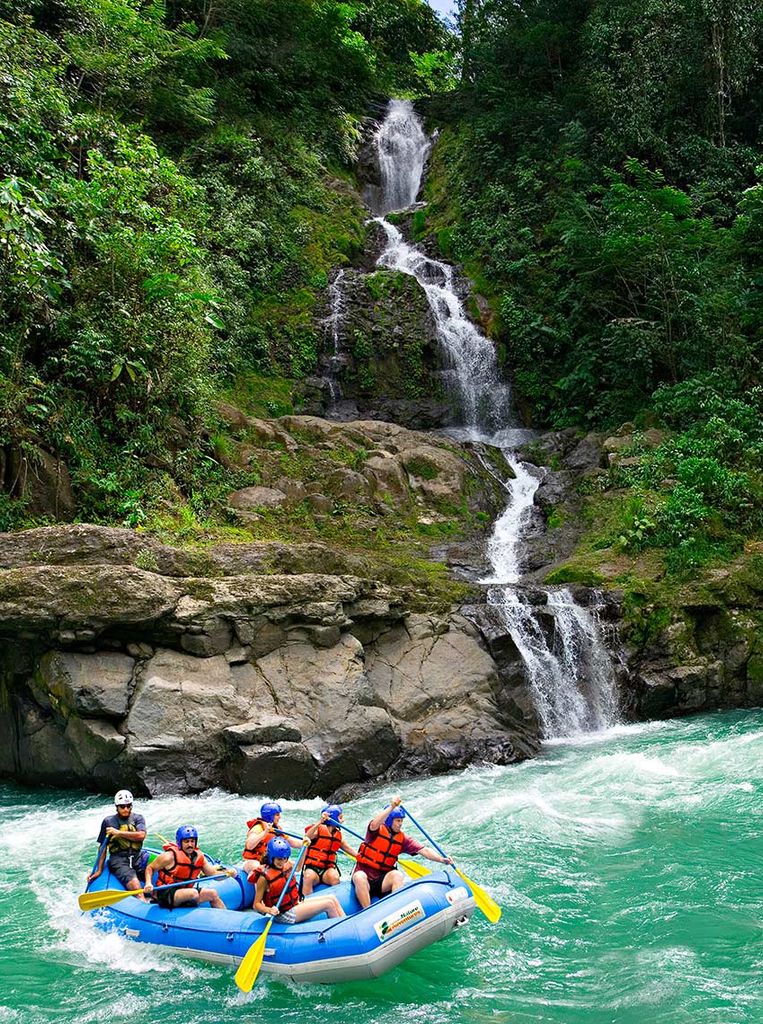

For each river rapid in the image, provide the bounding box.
[3,710,762,1024]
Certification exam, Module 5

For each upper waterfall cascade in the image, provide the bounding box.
[373,99,431,215]
[369,99,620,738]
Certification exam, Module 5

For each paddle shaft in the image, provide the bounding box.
[145,872,230,896]
[78,872,231,912]
[399,804,501,922]
[326,818,365,845]
[400,806,450,861]
[234,845,307,992]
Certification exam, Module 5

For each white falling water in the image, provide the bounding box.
[368,100,620,737]
[373,99,430,214]
[375,219,511,432]
[481,454,541,585]
[323,269,346,406]
[487,588,620,737]
[478,451,619,737]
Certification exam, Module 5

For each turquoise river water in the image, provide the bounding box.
[2,710,762,1024]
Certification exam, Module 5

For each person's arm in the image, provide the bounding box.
[143,851,169,893]
[304,819,323,841]
[253,875,278,916]
[105,825,146,841]
[244,824,266,852]
[418,846,453,865]
[368,794,402,832]
[87,843,108,882]
[340,839,358,858]
[200,857,235,879]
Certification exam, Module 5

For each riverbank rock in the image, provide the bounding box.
[217,412,505,528]
[0,525,540,797]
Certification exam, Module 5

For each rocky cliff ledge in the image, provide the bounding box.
[0,523,539,797]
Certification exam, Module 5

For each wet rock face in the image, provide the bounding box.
[0,446,75,520]
[315,267,448,429]
[0,526,540,797]
[624,601,763,719]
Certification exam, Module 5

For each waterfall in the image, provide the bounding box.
[368,99,620,738]
[481,453,540,585]
[323,269,346,408]
[373,99,430,214]
[486,588,620,737]
[375,219,511,432]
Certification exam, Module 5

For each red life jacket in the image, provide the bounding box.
[255,863,300,912]
[304,823,342,871]
[242,818,276,862]
[355,824,405,875]
[156,843,207,889]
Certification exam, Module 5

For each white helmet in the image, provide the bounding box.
[114,789,134,805]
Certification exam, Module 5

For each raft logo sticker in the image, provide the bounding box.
[374,900,425,942]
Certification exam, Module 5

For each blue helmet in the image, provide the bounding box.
[260,801,282,823]
[322,804,343,823]
[266,837,291,862]
[385,807,405,830]
[176,824,198,845]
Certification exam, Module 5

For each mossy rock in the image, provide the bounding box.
[544,564,607,587]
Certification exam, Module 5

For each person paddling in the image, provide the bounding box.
[352,795,452,909]
[88,789,148,900]
[252,837,345,923]
[144,826,230,909]
[302,804,357,896]
[241,801,301,871]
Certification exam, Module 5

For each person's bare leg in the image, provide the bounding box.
[302,868,319,896]
[126,877,147,902]
[197,887,225,909]
[381,869,405,896]
[171,889,201,907]
[352,871,371,909]
[293,896,344,922]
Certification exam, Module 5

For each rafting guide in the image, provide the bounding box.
[88,790,148,900]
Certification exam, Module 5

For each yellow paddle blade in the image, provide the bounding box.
[78,888,138,912]
[235,920,272,993]
[399,859,431,880]
[455,867,501,923]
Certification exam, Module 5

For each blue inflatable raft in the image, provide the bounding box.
[87,866,475,983]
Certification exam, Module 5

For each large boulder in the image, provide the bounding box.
[33,650,134,719]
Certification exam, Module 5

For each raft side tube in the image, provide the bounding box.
[87,866,476,983]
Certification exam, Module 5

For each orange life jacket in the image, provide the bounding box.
[355,824,405,875]
[255,863,300,912]
[156,843,207,889]
[242,818,278,862]
[304,823,342,871]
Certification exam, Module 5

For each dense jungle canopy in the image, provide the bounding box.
[2,0,763,576]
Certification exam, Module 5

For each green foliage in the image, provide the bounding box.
[544,565,607,587]
[406,457,439,481]
[419,0,763,572]
[433,0,763,431]
[0,0,448,528]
